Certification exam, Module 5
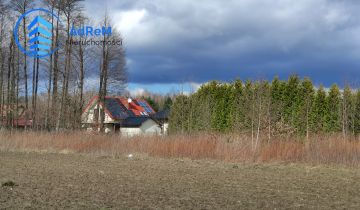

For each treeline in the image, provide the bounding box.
[169,76,360,139]
[0,0,127,131]
[136,91,173,112]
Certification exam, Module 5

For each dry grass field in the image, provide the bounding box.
[2,132,360,166]
[2,132,360,209]
[1,151,360,209]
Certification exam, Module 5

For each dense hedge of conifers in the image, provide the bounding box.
[169,75,360,137]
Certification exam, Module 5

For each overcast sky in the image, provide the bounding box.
[84,0,360,93]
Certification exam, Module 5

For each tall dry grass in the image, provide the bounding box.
[1,131,360,166]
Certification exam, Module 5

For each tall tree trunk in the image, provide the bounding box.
[267,96,271,143]
[45,5,55,130]
[305,99,310,150]
[16,47,20,128]
[52,7,60,128]
[342,96,347,140]
[255,93,262,150]
[99,16,109,133]
[31,56,35,128]
[7,36,14,129]
[0,33,4,126]
[56,14,71,130]
[98,15,107,133]
[22,10,28,110]
[78,40,84,128]
[33,57,39,129]
[98,52,105,132]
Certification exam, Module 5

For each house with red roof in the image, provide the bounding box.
[0,105,33,129]
[81,96,165,136]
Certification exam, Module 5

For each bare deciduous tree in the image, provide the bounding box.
[98,13,126,132]
[56,0,83,130]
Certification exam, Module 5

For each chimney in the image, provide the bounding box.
[124,98,132,109]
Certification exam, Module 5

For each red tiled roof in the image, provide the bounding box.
[83,96,156,120]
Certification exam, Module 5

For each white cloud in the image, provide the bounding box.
[324,7,350,30]
[114,9,146,35]
[128,87,146,96]
[189,82,202,92]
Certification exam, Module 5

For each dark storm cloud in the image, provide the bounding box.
[85,0,360,86]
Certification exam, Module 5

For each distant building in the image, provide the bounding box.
[119,117,161,137]
[82,96,167,136]
[0,105,33,128]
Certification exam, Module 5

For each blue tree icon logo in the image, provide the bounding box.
[14,8,61,58]
[28,15,52,56]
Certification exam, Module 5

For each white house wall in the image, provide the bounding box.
[163,123,169,135]
[82,104,115,124]
[120,128,142,137]
[82,109,94,123]
[119,119,161,137]
[104,113,113,123]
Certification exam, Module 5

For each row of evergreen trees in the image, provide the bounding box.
[169,76,360,138]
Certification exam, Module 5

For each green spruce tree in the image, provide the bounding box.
[325,84,341,132]
[310,85,327,133]
[354,90,360,134]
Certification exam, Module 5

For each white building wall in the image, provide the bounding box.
[120,128,142,137]
[120,119,161,137]
[163,123,169,135]
[104,113,113,123]
[82,104,114,124]
[84,111,94,123]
